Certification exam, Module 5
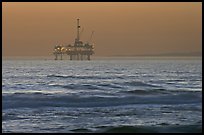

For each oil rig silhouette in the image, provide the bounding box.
[53,19,94,60]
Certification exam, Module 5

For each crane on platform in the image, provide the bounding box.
[87,31,94,44]
[79,27,84,39]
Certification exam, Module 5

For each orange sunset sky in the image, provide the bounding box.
[2,2,202,57]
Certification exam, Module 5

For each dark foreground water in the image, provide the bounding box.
[2,58,202,133]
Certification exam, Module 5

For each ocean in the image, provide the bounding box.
[2,57,202,133]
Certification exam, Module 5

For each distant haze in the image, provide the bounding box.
[2,2,202,57]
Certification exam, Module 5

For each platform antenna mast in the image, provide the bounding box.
[77,19,80,42]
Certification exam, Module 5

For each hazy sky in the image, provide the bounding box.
[2,2,202,57]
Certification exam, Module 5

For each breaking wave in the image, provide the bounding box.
[2,90,201,109]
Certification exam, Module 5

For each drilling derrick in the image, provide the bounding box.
[53,19,94,60]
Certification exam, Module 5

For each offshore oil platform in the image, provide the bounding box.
[53,19,94,60]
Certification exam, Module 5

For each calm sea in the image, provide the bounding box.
[2,57,202,133]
